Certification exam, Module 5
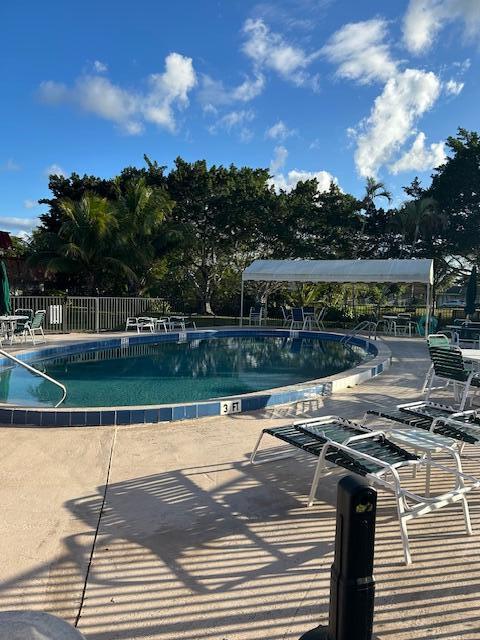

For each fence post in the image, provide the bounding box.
[299,476,377,640]
[95,297,100,333]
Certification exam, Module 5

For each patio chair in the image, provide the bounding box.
[22,310,46,345]
[448,320,480,348]
[395,313,417,337]
[314,306,326,330]
[426,344,480,410]
[125,317,155,333]
[422,334,451,393]
[280,305,291,327]
[11,308,34,343]
[290,307,305,329]
[13,308,34,322]
[251,415,478,564]
[249,305,263,326]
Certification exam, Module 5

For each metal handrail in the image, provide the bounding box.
[0,348,67,407]
[341,320,378,345]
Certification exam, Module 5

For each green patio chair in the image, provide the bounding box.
[426,345,480,409]
[422,334,451,392]
[22,310,46,345]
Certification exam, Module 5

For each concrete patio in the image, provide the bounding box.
[1,335,480,639]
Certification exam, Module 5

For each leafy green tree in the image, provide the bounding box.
[428,128,480,260]
[277,182,362,259]
[167,157,273,314]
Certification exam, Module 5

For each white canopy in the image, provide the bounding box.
[242,259,434,285]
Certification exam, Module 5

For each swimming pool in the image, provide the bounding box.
[0,329,390,426]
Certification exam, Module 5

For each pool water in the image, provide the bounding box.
[0,335,370,408]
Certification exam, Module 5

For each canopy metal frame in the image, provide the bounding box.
[240,259,434,335]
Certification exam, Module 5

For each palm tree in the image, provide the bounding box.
[356,177,393,257]
[390,197,443,256]
[362,177,392,211]
[29,192,135,293]
[113,177,174,292]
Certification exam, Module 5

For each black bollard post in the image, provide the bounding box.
[299,475,377,640]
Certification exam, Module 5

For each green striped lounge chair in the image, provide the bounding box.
[422,334,450,393]
[426,344,480,410]
[251,415,479,564]
[365,400,480,449]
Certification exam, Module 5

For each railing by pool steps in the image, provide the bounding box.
[0,348,67,407]
[341,320,378,345]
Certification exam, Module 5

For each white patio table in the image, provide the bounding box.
[462,349,480,362]
[384,427,460,496]
[0,315,29,345]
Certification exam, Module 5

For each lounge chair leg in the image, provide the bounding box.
[425,376,433,401]
[396,495,412,565]
[425,452,431,497]
[459,384,468,411]
[422,364,434,393]
[307,455,327,507]
[250,431,265,464]
[250,431,295,465]
[462,496,473,535]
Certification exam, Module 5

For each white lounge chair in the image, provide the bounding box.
[251,414,479,564]
[125,317,155,333]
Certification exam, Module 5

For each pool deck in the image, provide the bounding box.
[1,334,480,639]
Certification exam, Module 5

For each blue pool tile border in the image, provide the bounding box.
[0,328,390,427]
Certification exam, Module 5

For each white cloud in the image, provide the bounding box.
[270,145,288,173]
[353,68,442,177]
[199,73,265,109]
[93,60,108,73]
[242,18,320,88]
[143,53,197,132]
[445,78,464,95]
[0,159,21,172]
[45,164,67,178]
[23,199,38,209]
[0,216,38,233]
[208,109,255,141]
[389,132,446,174]
[403,0,480,54]
[270,168,337,192]
[39,52,196,134]
[265,120,296,141]
[322,19,397,84]
[232,74,265,101]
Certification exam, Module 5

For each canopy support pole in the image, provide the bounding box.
[425,283,431,337]
[239,278,244,326]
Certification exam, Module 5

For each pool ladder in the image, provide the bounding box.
[0,348,67,407]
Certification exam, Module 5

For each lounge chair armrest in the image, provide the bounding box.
[342,431,386,445]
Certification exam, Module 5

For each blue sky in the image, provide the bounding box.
[1,0,479,235]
